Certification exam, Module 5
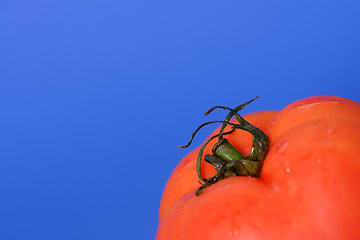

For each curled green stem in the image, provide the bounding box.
[178,121,227,149]
[178,97,269,195]
[196,129,235,181]
[215,96,259,140]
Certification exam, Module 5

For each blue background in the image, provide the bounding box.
[1,1,359,239]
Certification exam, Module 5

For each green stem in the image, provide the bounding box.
[178,97,270,195]
[212,138,245,161]
[213,96,259,140]
[196,129,235,181]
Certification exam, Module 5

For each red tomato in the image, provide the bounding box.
[156,96,360,240]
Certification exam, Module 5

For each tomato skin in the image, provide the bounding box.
[157,178,327,240]
[156,96,360,240]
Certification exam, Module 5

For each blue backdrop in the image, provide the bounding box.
[1,1,359,239]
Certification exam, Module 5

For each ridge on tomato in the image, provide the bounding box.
[156,96,360,240]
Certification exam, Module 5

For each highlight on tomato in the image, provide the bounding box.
[156,95,360,240]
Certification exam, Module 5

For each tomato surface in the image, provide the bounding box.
[156,96,360,240]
